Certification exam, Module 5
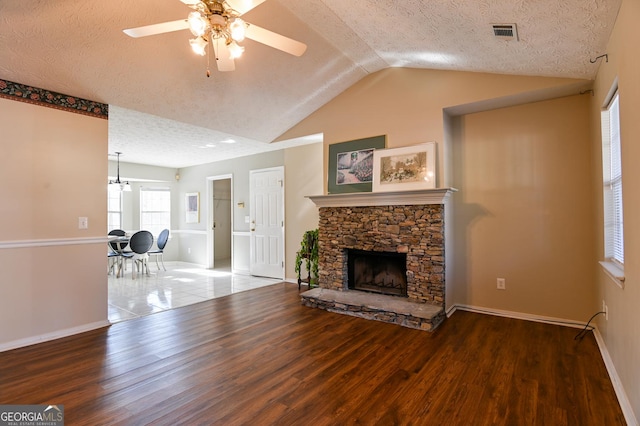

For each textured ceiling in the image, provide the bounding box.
[0,0,620,168]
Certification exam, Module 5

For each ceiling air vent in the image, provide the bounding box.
[492,24,518,41]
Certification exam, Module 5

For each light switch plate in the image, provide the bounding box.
[78,217,88,229]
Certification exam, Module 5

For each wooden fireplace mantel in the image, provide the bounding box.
[306,188,457,208]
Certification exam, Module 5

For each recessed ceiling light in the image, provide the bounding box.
[220,139,236,144]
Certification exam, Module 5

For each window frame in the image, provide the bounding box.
[600,88,625,287]
[107,190,122,232]
[139,187,171,240]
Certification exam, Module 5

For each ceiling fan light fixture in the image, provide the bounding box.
[230,18,246,42]
[123,0,307,74]
[188,11,208,36]
[228,41,244,58]
[190,36,208,55]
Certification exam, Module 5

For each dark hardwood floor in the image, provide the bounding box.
[0,283,625,425]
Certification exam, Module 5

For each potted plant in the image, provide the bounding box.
[295,229,319,289]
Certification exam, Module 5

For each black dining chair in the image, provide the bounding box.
[120,230,154,279]
[107,229,127,275]
[108,229,127,251]
[148,229,169,271]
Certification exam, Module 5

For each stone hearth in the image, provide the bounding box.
[301,288,445,331]
[302,189,456,331]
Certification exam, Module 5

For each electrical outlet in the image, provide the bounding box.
[188,248,191,255]
[602,300,609,321]
[497,278,506,290]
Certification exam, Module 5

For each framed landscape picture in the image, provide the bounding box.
[327,135,387,194]
[372,142,437,192]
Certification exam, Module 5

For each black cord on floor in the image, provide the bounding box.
[574,311,606,341]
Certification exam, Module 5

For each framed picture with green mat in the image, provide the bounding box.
[327,135,386,194]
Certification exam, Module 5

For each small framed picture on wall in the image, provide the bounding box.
[185,192,200,223]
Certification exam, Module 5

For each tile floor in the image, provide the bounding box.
[108,259,283,323]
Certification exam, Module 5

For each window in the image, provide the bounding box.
[107,190,122,232]
[601,90,624,282]
[140,188,171,238]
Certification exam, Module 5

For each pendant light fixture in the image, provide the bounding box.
[108,152,132,192]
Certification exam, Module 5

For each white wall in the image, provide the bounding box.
[170,143,323,277]
[177,150,284,266]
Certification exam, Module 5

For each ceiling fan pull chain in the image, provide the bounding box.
[206,39,211,77]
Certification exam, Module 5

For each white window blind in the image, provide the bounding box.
[601,91,624,265]
[140,188,171,239]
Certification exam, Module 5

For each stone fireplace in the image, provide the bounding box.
[301,188,455,331]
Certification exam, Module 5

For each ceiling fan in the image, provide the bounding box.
[123,0,306,74]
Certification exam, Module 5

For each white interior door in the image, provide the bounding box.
[250,167,284,279]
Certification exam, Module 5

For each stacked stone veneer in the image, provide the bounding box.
[318,204,445,307]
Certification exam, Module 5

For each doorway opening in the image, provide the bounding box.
[207,174,233,270]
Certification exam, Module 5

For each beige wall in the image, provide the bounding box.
[591,0,640,420]
[0,98,109,348]
[450,95,596,319]
[284,142,323,281]
[278,68,589,190]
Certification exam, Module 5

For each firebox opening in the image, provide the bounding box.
[347,249,408,297]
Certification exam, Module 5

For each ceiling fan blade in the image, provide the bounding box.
[244,24,307,57]
[226,0,267,15]
[123,19,189,38]
[212,40,236,71]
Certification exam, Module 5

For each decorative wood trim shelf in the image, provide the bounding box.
[306,188,458,208]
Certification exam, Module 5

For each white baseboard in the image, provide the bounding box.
[0,320,111,353]
[448,303,638,426]
[448,304,591,329]
[593,329,639,426]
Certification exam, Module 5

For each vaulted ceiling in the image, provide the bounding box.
[0,0,620,168]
